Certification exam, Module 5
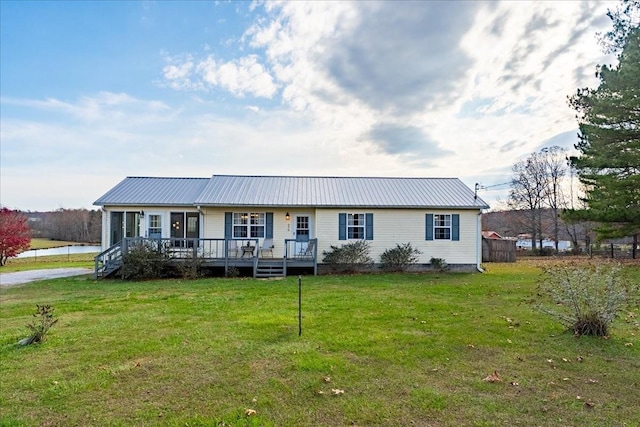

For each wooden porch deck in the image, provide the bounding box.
[94,237,318,279]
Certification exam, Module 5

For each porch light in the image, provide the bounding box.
[285,212,290,221]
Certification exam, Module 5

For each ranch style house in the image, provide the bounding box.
[93,175,489,278]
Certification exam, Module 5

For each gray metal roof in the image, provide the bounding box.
[95,175,489,209]
[196,175,489,209]
[93,177,210,206]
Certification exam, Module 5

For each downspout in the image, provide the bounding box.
[476,211,484,272]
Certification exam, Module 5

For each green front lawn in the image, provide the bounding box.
[1,263,638,426]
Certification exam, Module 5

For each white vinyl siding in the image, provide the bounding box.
[316,209,478,265]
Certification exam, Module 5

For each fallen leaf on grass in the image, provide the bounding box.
[587,378,599,384]
[576,356,584,362]
[466,344,475,348]
[584,401,595,408]
[482,371,501,383]
[322,376,331,383]
[562,358,569,362]
[624,342,633,347]
[332,389,345,395]
[245,409,256,416]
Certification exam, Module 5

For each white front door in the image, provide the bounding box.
[293,214,312,256]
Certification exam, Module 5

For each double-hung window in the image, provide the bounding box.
[339,213,373,240]
[434,214,451,240]
[347,214,365,239]
[233,212,265,238]
[426,213,460,241]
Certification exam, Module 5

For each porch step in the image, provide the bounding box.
[256,260,285,278]
[98,261,122,279]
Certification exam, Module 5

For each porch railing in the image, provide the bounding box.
[283,238,318,276]
[94,239,124,279]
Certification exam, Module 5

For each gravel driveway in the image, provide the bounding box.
[0,268,93,287]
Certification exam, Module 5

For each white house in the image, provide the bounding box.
[93,175,489,277]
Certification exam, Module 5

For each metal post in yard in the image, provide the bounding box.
[611,243,614,259]
[298,275,302,337]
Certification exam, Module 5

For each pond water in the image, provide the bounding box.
[17,245,102,258]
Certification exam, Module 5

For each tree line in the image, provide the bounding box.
[27,209,102,243]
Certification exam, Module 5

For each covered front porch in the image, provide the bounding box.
[94,237,318,279]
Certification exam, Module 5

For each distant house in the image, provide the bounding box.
[481,231,503,240]
[93,175,489,278]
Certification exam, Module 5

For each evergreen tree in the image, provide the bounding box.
[566,1,640,241]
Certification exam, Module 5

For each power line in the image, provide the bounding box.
[474,181,511,200]
[479,182,511,190]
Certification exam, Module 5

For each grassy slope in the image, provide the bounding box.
[0,263,638,426]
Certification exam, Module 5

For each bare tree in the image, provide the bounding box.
[540,146,568,252]
[509,152,547,251]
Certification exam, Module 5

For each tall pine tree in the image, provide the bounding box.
[566,1,640,242]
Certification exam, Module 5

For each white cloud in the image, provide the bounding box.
[163,61,194,80]
[199,54,277,98]
[160,52,277,98]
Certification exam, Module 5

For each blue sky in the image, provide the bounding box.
[1,1,616,211]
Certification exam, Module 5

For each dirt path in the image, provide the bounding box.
[0,268,93,287]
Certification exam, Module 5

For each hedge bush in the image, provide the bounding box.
[322,240,374,273]
[380,243,422,271]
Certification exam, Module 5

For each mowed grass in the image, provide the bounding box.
[1,262,639,426]
[1,253,97,273]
